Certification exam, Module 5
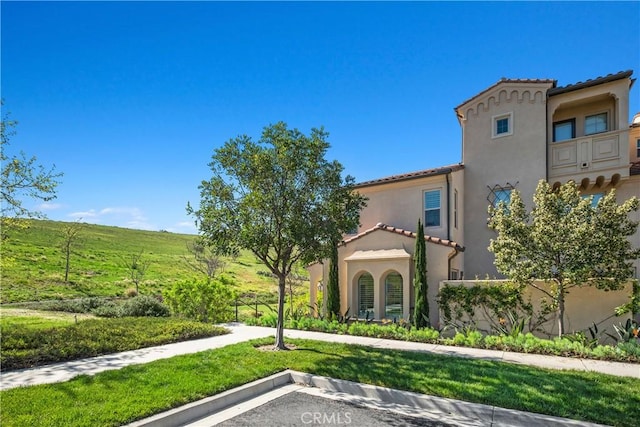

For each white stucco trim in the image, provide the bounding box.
[344,249,411,262]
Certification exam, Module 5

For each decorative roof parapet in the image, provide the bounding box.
[454,78,556,118]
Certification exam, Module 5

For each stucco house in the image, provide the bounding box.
[308,70,640,329]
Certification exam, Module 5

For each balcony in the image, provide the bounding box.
[548,129,630,188]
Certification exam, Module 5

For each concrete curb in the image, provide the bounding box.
[126,370,608,427]
[125,371,292,427]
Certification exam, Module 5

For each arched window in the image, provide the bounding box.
[385,272,403,319]
[358,273,374,318]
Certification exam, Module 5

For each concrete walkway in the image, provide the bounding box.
[2,323,639,391]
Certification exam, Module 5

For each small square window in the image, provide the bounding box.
[585,112,608,135]
[496,118,509,134]
[553,119,575,142]
[492,113,513,138]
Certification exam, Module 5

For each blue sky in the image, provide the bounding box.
[2,1,639,233]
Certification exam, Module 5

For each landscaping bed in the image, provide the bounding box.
[246,315,640,363]
[0,315,228,371]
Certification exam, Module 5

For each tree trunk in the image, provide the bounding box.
[557,284,565,337]
[274,275,287,350]
[64,245,70,282]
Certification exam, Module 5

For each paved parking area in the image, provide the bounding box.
[213,388,454,427]
[127,370,605,427]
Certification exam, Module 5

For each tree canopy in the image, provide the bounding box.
[1,103,63,220]
[188,122,366,348]
[489,180,639,336]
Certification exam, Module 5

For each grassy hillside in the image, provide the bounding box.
[1,219,282,303]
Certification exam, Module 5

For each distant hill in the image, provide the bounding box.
[1,219,282,303]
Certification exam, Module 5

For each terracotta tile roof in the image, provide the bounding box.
[548,70,633,96]
[341,222,464,251]
[455,78,556,112]
[355,164,464,188]
[631,161,640,176]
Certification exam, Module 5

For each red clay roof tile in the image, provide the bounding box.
[341,222,464,251]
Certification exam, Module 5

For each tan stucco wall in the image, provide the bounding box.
[547,78,631,185]
[309,229,454,326]
[547,79,631,140]
[355,174,450,240]
[459,82,553,278]
[439,280,634,340]
[615,176,640,281]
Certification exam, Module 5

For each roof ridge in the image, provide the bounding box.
[340,222,464,251]
[355,164,463,188]
[548,70,633,96]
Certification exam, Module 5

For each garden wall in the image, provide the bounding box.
[439,279,635,340]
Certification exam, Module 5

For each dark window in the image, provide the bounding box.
[496,117,509,135]
[553,119,575,142]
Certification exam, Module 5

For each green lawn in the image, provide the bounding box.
[1,338,638,427]
[1,219,285,303]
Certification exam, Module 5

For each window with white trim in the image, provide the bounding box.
[492,112,513,138]
[585,112,608,135]
[424,190,441,227]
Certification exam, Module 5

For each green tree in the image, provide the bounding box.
[413,219,429,328]
[164,277,234,323]
[183,239,225,279]
[122,250,151,295]
[326,242,340,319]
[61,219,83,282]
[188,122,366,349]
[1,103,63,222]
[489,180,639,336]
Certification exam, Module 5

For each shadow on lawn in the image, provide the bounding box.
[296,343,638,427]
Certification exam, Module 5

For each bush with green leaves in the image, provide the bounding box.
[438,281,550,334]
[119,295,170,317]
[1,317,228,371]
[164,276,235,323]
[248,315,639,362]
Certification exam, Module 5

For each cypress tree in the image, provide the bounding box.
[326,243,340,319]
[413,219,429,328]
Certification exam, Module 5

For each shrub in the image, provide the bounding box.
[438,281,550,334]
[1,318,228,371]
[164,278,235,323]
[120,295,170,317]
[124,288,138,298]
[91,301,122,318]
[40,297,105,313]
